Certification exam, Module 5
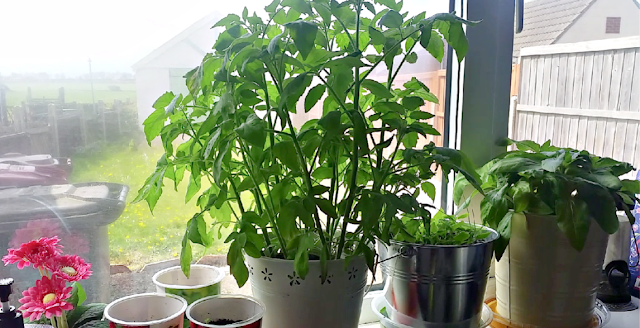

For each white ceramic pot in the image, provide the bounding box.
[153,264,224,304]
[245,256,368,328]
[495,213,609,328]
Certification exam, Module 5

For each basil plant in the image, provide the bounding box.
[135,0,478,286]
[455,139,640,261]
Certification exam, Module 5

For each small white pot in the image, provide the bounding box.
[153,264,224,304]
[186,294,265,328]
[246,256,368,328]
[104,293,188,328]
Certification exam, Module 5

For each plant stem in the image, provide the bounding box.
[390,39,419,85]
[336,0,363,260]
[282,106,330,257]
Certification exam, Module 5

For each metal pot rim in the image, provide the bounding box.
[386,224,499,249]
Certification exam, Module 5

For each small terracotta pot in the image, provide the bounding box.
[104,293,188,328]
[186,295,265,328]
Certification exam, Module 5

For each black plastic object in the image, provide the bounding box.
[598,260,632,304]
[0,278,25,328]
[0,182,128,229]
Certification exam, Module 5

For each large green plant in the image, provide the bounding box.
[455,139,640,260]
[135,0,478,286]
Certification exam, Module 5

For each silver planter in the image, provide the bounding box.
[380,226,498,328]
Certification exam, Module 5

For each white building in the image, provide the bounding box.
[132,12,222,125]
[513,0,640,59]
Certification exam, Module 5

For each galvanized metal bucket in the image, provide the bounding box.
[380,226,498,328]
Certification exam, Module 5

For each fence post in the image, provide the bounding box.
[79,105,87,148]
[48,104,60,157]
[0,86,6,125]
[99,100,106,143]
[58,87,65,105]
[114,100,122,135]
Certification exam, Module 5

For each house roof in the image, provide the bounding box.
[132,11,222,71]
[513,0,596,57]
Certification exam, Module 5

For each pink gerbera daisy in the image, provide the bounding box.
[46,255,92,282]
[19,276,73,321]
[2,237,63,269]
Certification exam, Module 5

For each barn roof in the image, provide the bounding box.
[513,0,596,57]
[132,12,222,71]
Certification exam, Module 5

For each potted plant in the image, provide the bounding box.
[135,0,476,327]
[2,236,107,328]
[455,139,640,328]
[378,208,497,328]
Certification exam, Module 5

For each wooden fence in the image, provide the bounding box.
[511,36,640,169]
[1,100,136,157]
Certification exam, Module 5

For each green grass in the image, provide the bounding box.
[4,80,137,107]
[69,141,231,271]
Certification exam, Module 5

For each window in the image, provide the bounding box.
[606,17,621,34]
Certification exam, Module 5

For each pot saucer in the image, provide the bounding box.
[372,295,494,328]
[485,299,610,328]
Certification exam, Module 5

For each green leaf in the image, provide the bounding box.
[314,197,337,219]
[311,185,330,195]
[556,197,591,251]
[481,185,509,228]
[228,234,249,287]
[180,233,193,278]
[243,211,269,228]
[425,30,445,62]
[281,73,313,112]
[368,26,386,45]
[402,96,425,110]
[282,0,314,15]
[621,180,640,194]
[406,52,418,64]
[402,132,418,148]
[268,32,285,55]
[312,167,333,180]
[541,154,564,172]
[447,21,469,62]
[67,282,87,308]
[265,0,281,13]
[143,106,168,145]
[364,1,376,14]
[379,10,403,28]
[187,214,213,247]
[305,84,326,112]
[277,201,300,240]
[235,114,267,148]
[362,79,394,98]
[489,157,540,174]
[294,233,314,278]
[409,111,434,120]
[67,303,107,328]
[494,212,513,261]
[577,183,619,234]
[512,180,531,213]
[214,14,241,28]
[421,182,436,201]
[285,21,318,60]
[273,140,302,171]
[185,175,201,204]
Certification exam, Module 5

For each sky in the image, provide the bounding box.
[0,0,447,76]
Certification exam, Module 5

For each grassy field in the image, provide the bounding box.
[70,140,231,271]
[3,80,137,107]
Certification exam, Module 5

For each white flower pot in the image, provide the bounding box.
[495,213,609,328]
[152,264,224,304]
[245,256,368,328]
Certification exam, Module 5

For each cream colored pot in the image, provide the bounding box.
[495,213,608,328]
